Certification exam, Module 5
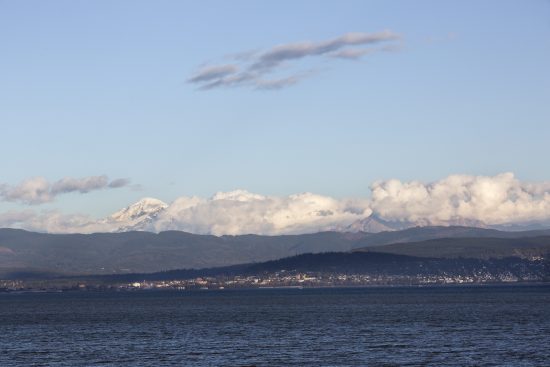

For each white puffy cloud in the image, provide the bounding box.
[0,175,130,205]
[369,173,550,225]
[0,190,370,235]
[153,190,371,235]
[2,173,550,234]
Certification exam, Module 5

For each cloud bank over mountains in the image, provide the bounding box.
[153,190,370,235]
[1,173,550,234]
[188,31,401,90]
[370,173,550,225]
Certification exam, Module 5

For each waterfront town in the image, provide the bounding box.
[0,269,545,293]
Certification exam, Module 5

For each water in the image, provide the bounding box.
[1,285,549,366]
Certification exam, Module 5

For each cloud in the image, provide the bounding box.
[254,74,305,90]
[0,190,371,235]
[251,31,399,70]
[197,71,256,90]
[0,177,51,205]
[329,48,374,60]
[188,64,239,83]
[369,173,550,225]
[0,175,131,205]
[0,210,116,234]
[153,190,371,235]
[3,173,550,235]
[188,30,401,90]
[108,178,131,189]
[51,176,109,195]
[154,174,550,234]
[0,210,36,227]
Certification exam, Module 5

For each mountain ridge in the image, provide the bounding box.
[12,196,550,234]
[1,226,550,277]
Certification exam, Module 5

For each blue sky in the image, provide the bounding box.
[1,0,549,219]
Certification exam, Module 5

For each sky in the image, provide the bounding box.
[1,1,550,233]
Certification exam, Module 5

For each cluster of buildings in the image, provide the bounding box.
[114,270,542,291]
[0,269,544,293]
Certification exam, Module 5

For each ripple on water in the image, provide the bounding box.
[0,285,549,366]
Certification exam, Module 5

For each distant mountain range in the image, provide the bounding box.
[355,236,550,259]
[46,197,549,234]
[1,226,550,278]
[344,215,489,233]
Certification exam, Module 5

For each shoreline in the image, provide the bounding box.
[2,281,549,295]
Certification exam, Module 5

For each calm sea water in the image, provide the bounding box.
[1,285,549,366]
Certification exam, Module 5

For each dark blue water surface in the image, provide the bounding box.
[1,285,549,366]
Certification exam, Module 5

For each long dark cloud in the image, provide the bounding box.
[51,176,109,195]
[255,74,306,90]
[251,31,399,70]
[108,178,131,189]
[329,48,374,60]
[188,31,401,91]
[188,64,239,83]
[0,175,131,205]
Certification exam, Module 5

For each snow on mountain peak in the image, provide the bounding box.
[110,197,168,223]
[345,214,489,233]
[211,190,265,202]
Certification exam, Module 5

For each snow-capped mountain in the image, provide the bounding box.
[101,198,520,235]
[345,215,409,233]
[109,198,168,232]
[345,215,488,233]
